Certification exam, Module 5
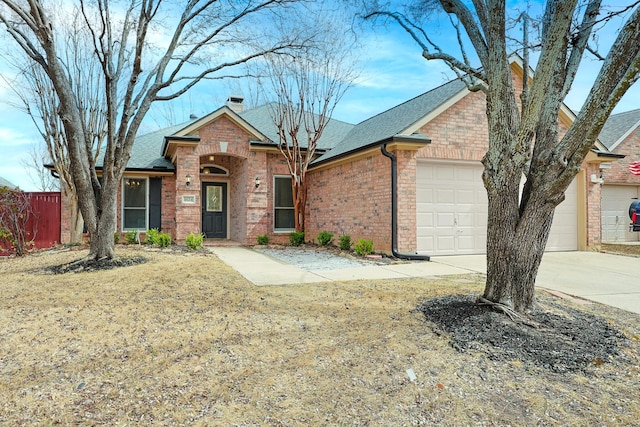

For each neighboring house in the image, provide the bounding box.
[0,176,18,189]
[58,58,624,255]
[598,109,640,243]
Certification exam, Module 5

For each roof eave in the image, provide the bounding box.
[162,135,201,159]
[311,134,431,169]
[591,149,626,159]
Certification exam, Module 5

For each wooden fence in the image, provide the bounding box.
[0,191,61,255]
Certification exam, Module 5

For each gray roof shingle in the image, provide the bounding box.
[313,79,467,163]
[599,109,640,149]
[119,77,467,171]
[238,103,355,150]
[97,119,196,170]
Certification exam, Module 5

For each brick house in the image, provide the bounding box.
[66,58,626,255]
[598,109,640,243]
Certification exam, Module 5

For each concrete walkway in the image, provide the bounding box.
[209,247,640,315]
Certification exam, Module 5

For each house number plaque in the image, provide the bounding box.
[182,195,196,204]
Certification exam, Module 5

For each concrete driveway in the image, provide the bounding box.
[431,251,640,314]
[210,247,640,315]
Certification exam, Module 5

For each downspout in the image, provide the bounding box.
[381,143,430,261]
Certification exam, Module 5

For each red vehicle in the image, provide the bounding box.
[630,200,640,232]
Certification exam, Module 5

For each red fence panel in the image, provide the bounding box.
[0,191,61,255]
[25,192,61,250]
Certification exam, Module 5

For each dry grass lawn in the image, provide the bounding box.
[1,246,639,425]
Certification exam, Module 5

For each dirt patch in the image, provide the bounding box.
[416,295,625,373]
[601,243,640,257]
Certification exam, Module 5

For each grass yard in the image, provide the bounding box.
[1,246,639,425]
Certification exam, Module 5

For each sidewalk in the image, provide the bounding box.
[209,246,477,285]
[209,247,640,314]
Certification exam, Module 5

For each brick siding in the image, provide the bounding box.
[604,127,640,185]
[307,153,394,253]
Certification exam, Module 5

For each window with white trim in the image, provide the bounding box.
[274,175,294,231]
[122,177,148,230]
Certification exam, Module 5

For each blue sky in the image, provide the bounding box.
[1,3,639,191]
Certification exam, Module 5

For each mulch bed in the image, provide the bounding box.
[416,294,626,373]
[43,255,148,274]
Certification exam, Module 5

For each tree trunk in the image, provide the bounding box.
[61,182,84,244]
[70,205,84,244]
[297,180,308,232]
[483,194,555,312]
[86,179,118,260]
[292,176,308,233]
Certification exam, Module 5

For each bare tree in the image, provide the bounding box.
[263,9,357,231]
[366,1,640,312]
[2,15,106,243]
[0,0,304,260]
[21,145,57,192]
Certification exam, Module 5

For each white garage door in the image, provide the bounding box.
[601,185,640,243]
[416,161,578,255]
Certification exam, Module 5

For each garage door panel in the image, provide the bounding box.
[436,236,455,251]
[457,189,476,204]
[457,212,475,227]
[416,161,487,255]
[417,161,578,255]
[435,188,454,203]
[601,185,640,243]
[435,167,455,180]
[416,211,434,227]
[545,179,578,252]
[436,212,455,227]
[417,188,433,203]
[456,167,477,182]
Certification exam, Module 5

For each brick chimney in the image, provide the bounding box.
[226,95,245,113]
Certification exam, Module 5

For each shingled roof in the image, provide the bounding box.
[313,78,467,164]
[96,119,197,171]
[599,109,640,150]
[238,103,355,150]
[0,176,17,189]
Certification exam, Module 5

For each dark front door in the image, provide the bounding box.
[202,182,227,238]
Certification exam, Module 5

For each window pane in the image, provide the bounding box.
[123,178,147,230]
[124,179,145,207]
[206,186,222,212]
[124,209,146,229]
[274,177,293,207]
[275,208,295,229]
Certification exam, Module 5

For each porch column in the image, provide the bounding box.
[174,146,201,242]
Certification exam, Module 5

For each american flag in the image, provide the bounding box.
[630,161,640,176]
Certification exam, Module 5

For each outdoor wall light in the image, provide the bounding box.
[186,174,191,186]
[208,155,215,162]
[255,176,261,188]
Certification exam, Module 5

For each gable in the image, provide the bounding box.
[313,79,467,165]
[599,109,640,152]
[163,107,268,160]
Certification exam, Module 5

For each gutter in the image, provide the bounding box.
[381,143,430,261]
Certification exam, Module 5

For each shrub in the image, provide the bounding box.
[114,231,120,244]
[317,230,334,246]
[125,230,138,244]
[186,232,204,250]
[157,232,172,248]
[0,187,35,256]
[338,234,351,251]
[257,234,269,245]
[289,231,305,246]
[145,228,160,245]
[354,238,374,256]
